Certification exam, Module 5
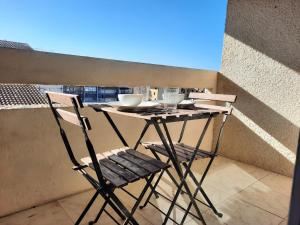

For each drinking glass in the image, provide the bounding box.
[133,85,150,101]
[162,87,180,111]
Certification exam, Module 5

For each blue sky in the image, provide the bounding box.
[0,0,227,70]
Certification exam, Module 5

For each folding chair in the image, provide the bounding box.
[46,92,169,225]
[140,92,237,224]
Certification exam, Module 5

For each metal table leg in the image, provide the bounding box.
[134,122,150,150]
[152,117,212,225]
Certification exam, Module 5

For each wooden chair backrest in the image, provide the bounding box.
[189,92,236,115]
[46,91,83,108]
[188,92,237,103]
[55,108,91,130]
[45,91,106,185]
[46,92,91,130]
[194,103,233,115]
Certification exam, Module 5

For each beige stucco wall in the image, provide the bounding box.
[218,0,300,176]
[0,49,217,216]
[0,48,217,88]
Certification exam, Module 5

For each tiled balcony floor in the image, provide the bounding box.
[0,156,292,225]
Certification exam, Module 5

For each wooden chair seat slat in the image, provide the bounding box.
[126,149,169,169]
[99,158,139,182]
[88,162,128,187]
[117,151,161,173]
[177,143,214,157]
[146,144,187,162]
[173,145,197,158]
[145,143,212,163]
[108,154,150,177]
[82,148,168,181]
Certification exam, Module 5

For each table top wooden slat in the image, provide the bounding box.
[89,104,225,121]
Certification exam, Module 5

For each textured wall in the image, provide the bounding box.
[218,0,300,176]
[0,48,217,89]
[0,50,217,216]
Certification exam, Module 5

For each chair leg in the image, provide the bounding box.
[165,167,185,195]
[140,150,184,209]
[141,150,178,209]
[75,191,99,225]
[186,164,222,216]
[92,199,108,224]
[199,187,223,217]
[140,155,180,210]
[106,197,127,220]
[147,179,159,199]
[139,169,165,209]
[108,192,140,225]
[123,174,155,225]
[104,209,122,225]
[90,187,126,224]
[179,161,222,225]
[104,209,123,225]
[92,197,127,224]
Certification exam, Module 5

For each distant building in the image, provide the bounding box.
[63,86,133,103]
[36,85,63,93]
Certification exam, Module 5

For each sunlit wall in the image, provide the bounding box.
[217,0,300,176]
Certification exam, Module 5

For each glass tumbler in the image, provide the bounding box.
[162,87,180,111]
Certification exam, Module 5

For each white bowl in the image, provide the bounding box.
[162,93,185,104]
[118,94,143,106]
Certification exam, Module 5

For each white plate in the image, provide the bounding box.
[178,100,194,105]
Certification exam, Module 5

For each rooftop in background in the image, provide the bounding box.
[0,84,47,109]
[0,40,33,50]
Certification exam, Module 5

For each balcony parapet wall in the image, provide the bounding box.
[0,48,217,216]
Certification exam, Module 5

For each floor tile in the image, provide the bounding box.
[185,213,226,225]
[189,157,270,196]
[114,179,202,225]
[58,188,154,225]
[278,217,288,225]
[202,164,258,195]
[256,173,292,196]
[230,159,271,180]
[1,156,292,225]
[0,202,73,225]
[121,188,193,224]
[190,196,282,225]
[58,190,123,225]
[237,174,291,218]
[155,162,232,205]
[153,173,213,217]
